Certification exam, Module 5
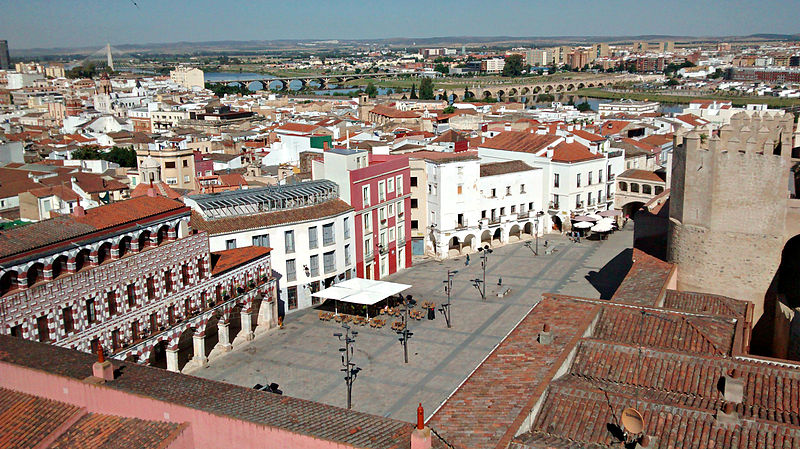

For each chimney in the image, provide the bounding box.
[565,135,575,144]
[91,344,114,382]
[72,205,86,217]
[635,435,658,449]
[504,122,511,131]
[147,188,157,197]
[323,141,330,151]
[410,403,432,449]
[722,368,744,403]
[716,402,739,426]
[538,323,552,345]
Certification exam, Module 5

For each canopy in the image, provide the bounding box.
[598,210,622,217]
[587,214,604,221]
[574,221,594,229]
[591,221,614,232]
[311,278,412,306]
[572,215,597,222]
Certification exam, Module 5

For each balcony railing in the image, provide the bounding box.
[517,211,530,219]
[489,217,501,225]
[548,201,560,210]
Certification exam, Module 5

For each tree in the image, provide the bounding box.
[365,82,378,98]
[463,86,473,100]
[71,146,137,167]
[666,78,680,86]
[434,63,449,75]
[441,89,448,102]
[442,105,456,114]
[409,83,418,99]
[419,78,434,100]
[576,101,593,112]
[502,54,524,77]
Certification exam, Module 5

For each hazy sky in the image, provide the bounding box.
[1,0,798,50]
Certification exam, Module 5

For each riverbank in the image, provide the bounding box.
[575,88,800,108]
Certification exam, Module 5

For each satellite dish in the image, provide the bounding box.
[621,408,644,434]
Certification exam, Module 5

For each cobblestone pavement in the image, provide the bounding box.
[191,225,634,422]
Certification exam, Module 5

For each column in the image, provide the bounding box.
[66,257,77,273]
[257,292,277,332]
[111,244,120,259]
[43,264,53,281]
[149,234,158,248]
[17,272,28,289]
[192,334,208,367]
[240,311,254,341]
[217,322,232,352]
[167,228,177,242]
[89,251,99,267]
[131,239,141,252]
[165,348,179,372]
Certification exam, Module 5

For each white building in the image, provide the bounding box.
[170,66,205,90]
[484,58,506,73]
[186,180,356,314]
[598,100,660,116]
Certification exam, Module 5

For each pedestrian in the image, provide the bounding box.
[544,240,549,249]
[465,254,470,266]
[577,232,581,243]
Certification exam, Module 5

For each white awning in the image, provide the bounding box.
[311,278,412,306]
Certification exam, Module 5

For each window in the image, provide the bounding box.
[112,329,121,351]
[520,184,526,193]
[165,161,176,169]
[63,307,74,334]
[37,316,50,342]
[598,190,603,202]
[285,230,295,253]
[576,195,582,208]
[252,234,270,247]
[410,176,418,187]
[343,217,350,239]
[364,237,372,256]
[310,282,322,304]
[380,230,387,248]
[576,174,581,188]
[389,227,395,242]
[619,181,628,191]
[457,184,463,195]
[506,186,511,195]
[308,226,318,249]
[630,183,640,193]
[182,159,188,167]
[482,210,487,219]
[345,244,351,265]
[363,213,371,232]
[107,291,118,316]
[183,175,190,183]
[287,286,298,310]
[378,180,386,201]
[397,222,404,242]
[324,251,336,274]
[42,199,52,213]
[164,270,173,293]
[225,239,236,250]
[388,203,394,217]
[655,186,664,195]
[146,277,156,300]
[511,205,516,213]
[598,169,603,183]
[410,198,418,209]
[362,185,370,207]
[309,255,319,277]
[588,192,593,206]
[286,259,297,282]
[490,188,496,198]
[411,220,418,230]
[387,177,394,192]
[396,175,403,195]
[323,223,335,246]
[86,299,97,324]
[126,283,136,307]
[588,172,593,185]
[554,174,560,188]
[379,207,386,223]
[397,201,404,217]
[500,207,506,216]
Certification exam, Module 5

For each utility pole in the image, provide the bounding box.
[473,245,492,300]
[397,295,414,363]
[334,324,360,409]
[439,269,457,328]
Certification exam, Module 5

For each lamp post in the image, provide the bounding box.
[334,324,361,409]
[439,269,457,328]
[472,245,492,300]
[535,211,545,255]
[397,294,414,363]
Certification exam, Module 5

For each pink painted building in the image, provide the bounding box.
[313,149,412,280]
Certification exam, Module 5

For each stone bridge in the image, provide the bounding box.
[458,74,665,104]
[209,71,407,91]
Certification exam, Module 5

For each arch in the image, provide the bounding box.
[508,224,522,242]
[497,90,506,102]
[523,222,534,236]
[97,242,112,265]
[578,83,585,89]
[533,86,542,94]
[148,340,169,369]
[492,228,503,245]
[228,303,244,343]
[544,85,553,93]
[118,235,132,258]
[203,313,221,358]
[654,186,664,195]
[619,181,628,191]
[51,255,69,279]
[462,234,477,253]
[138,230,151,251]
[552,215,563,232]
[448,236,461,257]
[27,262,44,287]
[642,184,652,195]
[567,84,575,91]
[555,84,564,92]
[509,88,518,98]
[776,234,800,308]
[521,87,530,96]
[74,248,90,272]
[483,90,493,100]
[450,93,459,102]
[480,230,492,245]
[177,220,189,239]
[587,83,595,88]
[156,225,170,245]
[176,326,195,371]
[622,201,645,219]
[463,90,474,100]
[0,270,19,296]
[597,82,605,88]
[630,183,640,193]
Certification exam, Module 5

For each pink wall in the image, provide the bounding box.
[0,361,365,449]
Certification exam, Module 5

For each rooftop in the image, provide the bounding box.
[618,169,667,183]
[480,160,537,177]
[550,141,604,164]
[478,131,560,154]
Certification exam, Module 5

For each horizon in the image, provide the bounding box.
[1,0,799,51]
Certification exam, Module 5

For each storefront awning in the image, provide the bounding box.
[311,278,412,306]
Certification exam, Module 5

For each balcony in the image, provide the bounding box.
[548,201,560,211]
[517,211,530,219]
[364,250,374,260]
[455,219,469,230]
[607,174,616,182]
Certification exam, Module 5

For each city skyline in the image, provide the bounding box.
[0,0,798,50]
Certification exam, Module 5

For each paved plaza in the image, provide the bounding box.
[191,225,634,423]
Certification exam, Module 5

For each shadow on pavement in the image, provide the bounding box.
[585,248,633,299]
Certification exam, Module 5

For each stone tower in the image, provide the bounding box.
[668,111,796,322]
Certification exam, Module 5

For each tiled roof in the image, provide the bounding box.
[676,113,710,127]
[370,105,421,119]
[130,181,183,200]
[610,249,674,306]
[663,290,751,318]
[0,387,185,449]
[479,131,560,154]
[210,246,271,276]
[640,133,673,147]
[618,169,666,182]
[276,123,320,134]
[27,184,80,201]
[408,150,479,163]
[550,141,604,163]
[571,129,606,142]
[190,198,353,236]
[0,336,415,449]
[480,160,537,177]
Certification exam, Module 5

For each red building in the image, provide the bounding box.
[315,148,412,280]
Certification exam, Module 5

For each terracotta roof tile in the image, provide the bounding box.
[618,169,666,182]
[408,150,479,163]
[370,105,421,119]
[610,249,674,306]
[210,246,271,276]
[479,131,559,154]
[551,141,604,163]
[480,160,537,177]
[49,414,186,449]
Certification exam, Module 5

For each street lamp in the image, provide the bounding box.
[334,324,361,409]
[472,245,493,300]
[535,211,545,255]
[396,294,414,363]
[438,269,457,328]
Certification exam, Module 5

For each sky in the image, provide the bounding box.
[1,0,798,50]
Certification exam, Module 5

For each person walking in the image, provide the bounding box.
[465,254,470,266]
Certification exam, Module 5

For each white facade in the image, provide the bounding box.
[170,66,205,89]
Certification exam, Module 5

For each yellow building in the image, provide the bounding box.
[137,144,196,190]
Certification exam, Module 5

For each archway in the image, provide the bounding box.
[97,242,112,265]
[463,234,477,253]
[508,224,522,242]
[177,220,189,239]
[0,270,18,296]
[148,340,169,369]
[567,84,575,91]
[27,263,44,287]
[228,303,244,343]
[533,86,542,94]
[523,222,534,237]
[622,201,645,220]
[552,215,563,232]
[52,255,69,279]
[75,249,90,272]
[483,91,493,100]
[204,314,221,358]
[118,235,132,258]
[176,327,195,371]
[448,236,461,257]
[492,228,503,246]
[544,85,553,93]
[481,230,492,246]
[156,225,170,245]
[138,230,151,251]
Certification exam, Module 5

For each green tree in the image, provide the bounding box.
[71,146,137,167]
[419,78,434,100]
[365,82,378,98]
[502,54,524,77]
[441,89,448,102]
[464,86,472,100]
[442,105,456,114]
[434,64,449,75]
[410,83,418,99]
[576,101,593,112]
[666,78,680,86]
